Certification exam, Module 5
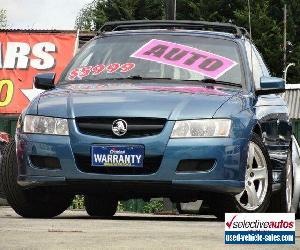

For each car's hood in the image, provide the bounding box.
[36,83,242,120]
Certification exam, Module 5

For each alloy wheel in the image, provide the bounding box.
[235,141,268,211]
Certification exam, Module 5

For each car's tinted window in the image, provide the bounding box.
[245,41,270,89]
[61,34,244,85]
[253,46,270,77]
[245,41,263,88]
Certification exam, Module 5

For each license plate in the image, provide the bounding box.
[91,145,144,167]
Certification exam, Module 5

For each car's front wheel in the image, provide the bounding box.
[234,134,272,212]
[1,139,73,218]
[210,133,272,219]
[84,195,118,217]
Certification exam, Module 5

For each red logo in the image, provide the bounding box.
[226,214,237,229]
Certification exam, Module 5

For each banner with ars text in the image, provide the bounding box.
[0,32,77,114]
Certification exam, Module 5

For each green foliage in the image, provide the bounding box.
[134,0,165,20]
[75,3,96,30]
[117,201,125,212]
[234,1,283,76]
[75,0,300,83]
[0,9,7,28]
[71,195,85,209]
[176,0,244,22]
[284,0,300,83]
[70,196,164,214]
[119,199,164,213]
[75,0,165,30]
[142,200,164,213]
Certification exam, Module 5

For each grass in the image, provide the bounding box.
[70,195,164,213]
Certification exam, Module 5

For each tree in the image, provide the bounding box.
[75,0,165,31]
[176,0,244,22]
[75,2,96,30]
[134,0,165,20]
[284,0,300,83]
[234,0,283,77]
[0,9,7,28]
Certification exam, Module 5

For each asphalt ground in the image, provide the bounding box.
[0,207,299,250]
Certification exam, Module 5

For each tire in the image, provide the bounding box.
[85,195,118,217]
[176,203,183,214]
[0,142,7,199]
[1,139,73,218]
[297,204,300,219]
[269,148,296,212]
[209,133,272,219]
[207,194,230,221]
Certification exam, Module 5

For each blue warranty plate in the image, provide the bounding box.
[91,145,144,167]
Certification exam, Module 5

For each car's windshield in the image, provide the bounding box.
[62,34,244,85]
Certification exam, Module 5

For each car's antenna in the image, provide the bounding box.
[248,0,254,84]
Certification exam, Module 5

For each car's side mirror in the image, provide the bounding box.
[255,76,285,95]
[34,73,56,90]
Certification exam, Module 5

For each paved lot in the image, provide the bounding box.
[0,207,299,250]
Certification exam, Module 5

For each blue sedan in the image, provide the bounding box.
[1,21,296,219]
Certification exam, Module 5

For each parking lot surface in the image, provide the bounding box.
[0,207,299,250]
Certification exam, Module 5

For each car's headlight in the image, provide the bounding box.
[171,119,231,138]
[23,115,69,135]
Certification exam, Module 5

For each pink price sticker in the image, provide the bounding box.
[131,39,238,79]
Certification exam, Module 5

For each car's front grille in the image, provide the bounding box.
[74,154,163,175]
[75,117,166,138]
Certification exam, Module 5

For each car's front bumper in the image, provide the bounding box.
[16,119,248,197]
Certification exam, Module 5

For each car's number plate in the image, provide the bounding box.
[91,145,144,167]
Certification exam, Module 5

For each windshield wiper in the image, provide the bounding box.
[125,76,241,87]
[79,75,173,81]
[60,76,173,84]
[126,75,173,80]
[183,78,241,87]
[62,75,240,87]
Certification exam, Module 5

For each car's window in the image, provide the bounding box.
[61,34,244,85]
[245,40,271,90]
[252,45,270,77]
[245,41,264,89]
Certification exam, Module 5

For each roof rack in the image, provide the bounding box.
[238,27,250,38]
[99,20,246,38]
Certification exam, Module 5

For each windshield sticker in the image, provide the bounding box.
[68,62,136,80]
[131,39,238,79]
[91,64,106,75]
[106,63,120,73]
